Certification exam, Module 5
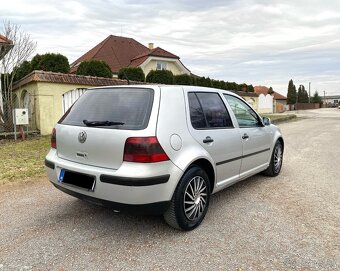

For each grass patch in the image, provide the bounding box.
[261,114,297,123]
[0,136,50,184]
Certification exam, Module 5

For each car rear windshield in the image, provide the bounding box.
[59,88,154,130]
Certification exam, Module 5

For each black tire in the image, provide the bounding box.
[164,166,210,231]
[263,141,283,177]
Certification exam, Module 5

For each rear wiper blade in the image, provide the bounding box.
[83,120,125,127]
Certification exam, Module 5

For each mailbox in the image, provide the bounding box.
[13,108,29,125]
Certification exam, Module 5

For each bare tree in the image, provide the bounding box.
[0,20,36,131]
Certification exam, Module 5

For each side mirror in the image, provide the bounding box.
[262,117,271,126]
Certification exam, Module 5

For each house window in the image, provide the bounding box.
[156,61,167,70]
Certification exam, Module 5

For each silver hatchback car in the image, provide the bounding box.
[45,85,283,230]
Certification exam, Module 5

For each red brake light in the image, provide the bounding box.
[123,137,169,163]
[51,128,57,149]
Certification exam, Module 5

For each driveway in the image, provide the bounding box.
[0,108,339,271]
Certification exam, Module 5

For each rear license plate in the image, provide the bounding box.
[59,169,96,191]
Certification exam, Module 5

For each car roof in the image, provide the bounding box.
[88,84,237,96]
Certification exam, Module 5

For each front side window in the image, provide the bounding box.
[156,61,167,70]
[188,92,233,129]
[224,94,260,128]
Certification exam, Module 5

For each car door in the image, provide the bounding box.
[223,94,271,177]
[187,92,243,188]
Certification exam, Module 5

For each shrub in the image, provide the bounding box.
[247,84,254,92]
[14,61,33,81]
[173,74,193,85]
[76,60,112,78]
[118,67,145,82]
[146,70,173,84]
[31,53,70,73]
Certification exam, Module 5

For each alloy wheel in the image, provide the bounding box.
[183,176,208,221]
[274,144,283,173]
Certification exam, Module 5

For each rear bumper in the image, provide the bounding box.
[45,149,183,208]
[52,182,170,215]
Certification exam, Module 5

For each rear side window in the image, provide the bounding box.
[60,88,154,130]
[188,92,233,129]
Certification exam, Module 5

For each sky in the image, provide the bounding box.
[1,0,340,96]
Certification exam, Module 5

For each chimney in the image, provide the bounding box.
[148,43,154,49]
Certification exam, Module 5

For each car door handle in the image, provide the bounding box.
[242,133,249,140]
[203,136,214,143]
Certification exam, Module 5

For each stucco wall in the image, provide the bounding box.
[142,59,188,77]
[242,96,259,111]
[14,82,91,135]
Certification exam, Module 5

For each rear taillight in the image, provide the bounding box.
[123,137,169,163]
[51,128,57,149]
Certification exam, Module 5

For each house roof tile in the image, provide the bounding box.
[12,70,141,91]
[70,35,149,74]
[0,35,12,44]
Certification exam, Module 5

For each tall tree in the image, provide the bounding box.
[311,91,322,103]
[268,86,274,94]
[0,20,36,131]
[287,79,297,104]
[298,85,309,103]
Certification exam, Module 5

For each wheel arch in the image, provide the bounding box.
[187,158,215,194]
[277,136,284,152]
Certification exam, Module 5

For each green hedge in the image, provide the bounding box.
[146,70,174,84]
[173,74,193,85]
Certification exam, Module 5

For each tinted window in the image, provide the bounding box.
[188,93,206,129]
[188,92,233,129]
[224,94,260,127]
[60,88,154,130]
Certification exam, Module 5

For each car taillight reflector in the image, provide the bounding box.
[123,137,169,163]
[51,128,57,149]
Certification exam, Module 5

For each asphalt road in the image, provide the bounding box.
[0,108,339,271]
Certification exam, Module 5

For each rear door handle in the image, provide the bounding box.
[242,133,249,140]
[203,136,214,143]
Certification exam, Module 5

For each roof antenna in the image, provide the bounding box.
[110,46,130,85]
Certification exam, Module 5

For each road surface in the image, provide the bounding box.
[0,108,339,270]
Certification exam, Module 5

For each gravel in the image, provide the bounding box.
[0,108,339,271]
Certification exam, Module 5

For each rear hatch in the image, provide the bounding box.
[56,87,157,169]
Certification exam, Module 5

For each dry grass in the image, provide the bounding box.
[0,136,50,184]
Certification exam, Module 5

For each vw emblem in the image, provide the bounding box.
[78,131,87,143]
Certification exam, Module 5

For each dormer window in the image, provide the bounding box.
[156,61,167,70]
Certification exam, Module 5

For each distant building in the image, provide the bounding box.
[0,34,13,59]
[322,95,340,106]
[12,71,141,135]
[70,35,190,77]
[254,86,287,113]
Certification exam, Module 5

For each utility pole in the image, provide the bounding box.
[308,82,311,103]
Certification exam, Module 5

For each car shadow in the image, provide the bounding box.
[42,173,273,237]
